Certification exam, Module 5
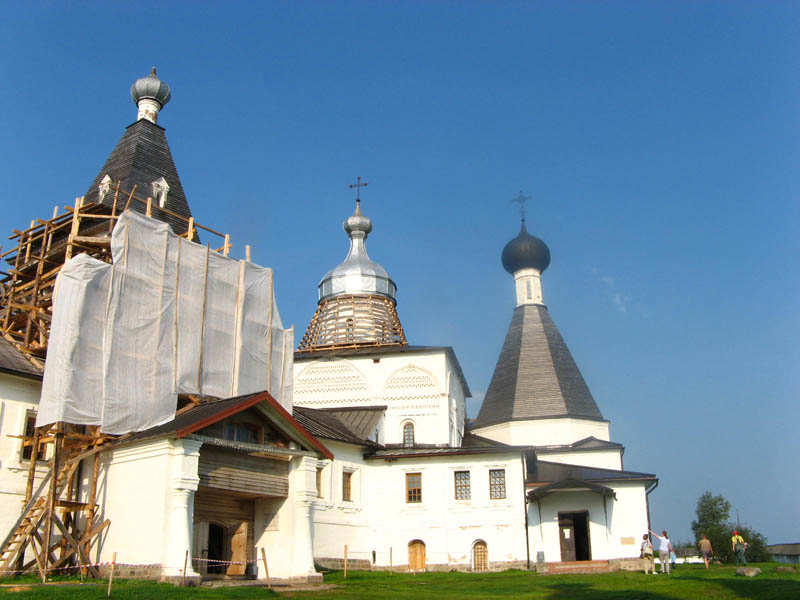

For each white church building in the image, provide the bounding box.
[0,70,656,583]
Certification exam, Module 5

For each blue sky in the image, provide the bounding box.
[2,2,798,545]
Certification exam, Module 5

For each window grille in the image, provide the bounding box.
[403,422,414,447]
[316,466,324,498]
[406,472,422,503]
[342,471,353,501]
[454,471,471,500]
[489,469,506,499]
[21,411,37,461]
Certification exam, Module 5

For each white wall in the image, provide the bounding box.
[527,482,649,562]
[0,373,44,543]
[254,453,319,581]
[474,417,610,447]
[294,349,468,448]
[364,452,528,569]
[308,441,371,563]
[536,449,622,470]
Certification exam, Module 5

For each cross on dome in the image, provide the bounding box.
[511,190,531,223]
[349,176,369,204]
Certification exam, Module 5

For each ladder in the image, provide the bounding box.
[0,435,107,579]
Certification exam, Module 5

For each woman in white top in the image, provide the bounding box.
[648,529,673,574]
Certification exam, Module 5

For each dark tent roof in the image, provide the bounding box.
[475,304,604,428]
[83,119,193,236]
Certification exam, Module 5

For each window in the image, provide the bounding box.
[526,279,532,299]
[403,422,414,447]
[345,318,355,342]
[489,469,506,499]
[342,471,353,502]
[406,472,422,503]
[454,471,471,500]
[21,411,37,461]
[223,423,261,444]
[316,466,324,498]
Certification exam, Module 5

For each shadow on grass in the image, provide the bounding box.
[677,573,800,600]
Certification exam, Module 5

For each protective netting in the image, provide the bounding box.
[37,211,293,434]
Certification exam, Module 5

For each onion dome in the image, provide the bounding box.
[130,67,171,108]
[501,221,551,275]
[130,68,171,124]
[318,201,397,302]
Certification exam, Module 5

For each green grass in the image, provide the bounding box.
[2,563,799,599]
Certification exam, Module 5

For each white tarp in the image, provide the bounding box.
[37,211,293,434]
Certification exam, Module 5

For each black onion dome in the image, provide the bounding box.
[501,222,551,274]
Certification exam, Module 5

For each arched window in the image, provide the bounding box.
[473,540,488,572]
[403,422,414,447]
[345,318,355,342]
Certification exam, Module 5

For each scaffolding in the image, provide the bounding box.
[0,183,234,580]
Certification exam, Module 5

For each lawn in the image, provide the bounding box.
[2,563,799,599]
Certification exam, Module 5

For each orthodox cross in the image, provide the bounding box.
[349,176,369,203]
[512,190,531,223]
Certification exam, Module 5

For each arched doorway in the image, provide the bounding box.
[472,540,488,572]
[408,539,426,572]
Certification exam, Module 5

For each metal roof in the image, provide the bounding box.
[320,406,386,440]
[82,119,194,236]
[366,445,526,460]
[0,338,42,380]
[118,391,333,459]
[292,405,382,448]
[475,304,603,428]
[528,460,656,485]
[534,436,623,453]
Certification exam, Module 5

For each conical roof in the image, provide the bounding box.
[83,119,193,236]
[474,304,603,428]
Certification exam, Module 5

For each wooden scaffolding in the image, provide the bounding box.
[0,183,234,580]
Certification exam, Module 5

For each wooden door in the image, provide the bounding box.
[558,513,576,561]
[227,522,248,576]
[408,540,426,572]
[473,541,488,572]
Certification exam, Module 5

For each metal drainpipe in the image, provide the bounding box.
[522,452,531,570]
[645,480,659,533]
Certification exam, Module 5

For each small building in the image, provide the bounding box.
[768,543,800,565]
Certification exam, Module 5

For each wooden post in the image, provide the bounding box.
[245,245,251,262]
[145,197,153,217]
[182,549,188,586]
[107,551,117,597]
[261,547,271,588]
[41,424,64,581]
[390,547,392,576]
[344,544,348,579]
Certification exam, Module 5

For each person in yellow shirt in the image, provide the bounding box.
[731,530,747,565]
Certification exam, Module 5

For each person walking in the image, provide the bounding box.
[731,530,747,565]
[641,534,656,575]
[698,533,713,569]
[649,529,673,574]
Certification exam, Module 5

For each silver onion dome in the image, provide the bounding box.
[130,67,171,108]
[318,201,397,302]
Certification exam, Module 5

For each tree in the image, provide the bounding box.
[691,491,770,564]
